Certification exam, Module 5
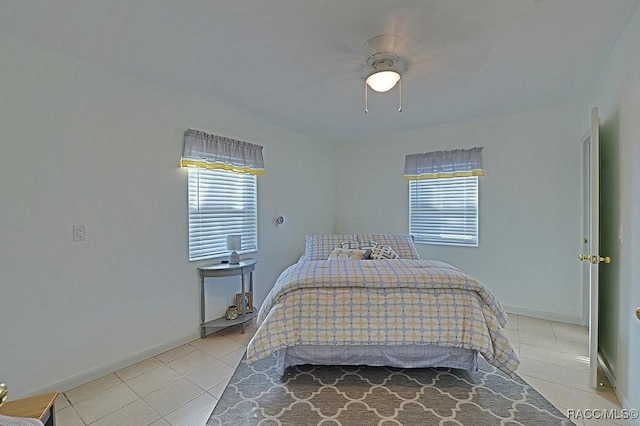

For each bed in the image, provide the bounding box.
[246,233,520,376]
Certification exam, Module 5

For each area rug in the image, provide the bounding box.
[208,355,573,425]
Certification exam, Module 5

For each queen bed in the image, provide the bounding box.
[246,233,519,376]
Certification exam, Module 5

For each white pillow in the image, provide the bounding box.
[327,248,369,260]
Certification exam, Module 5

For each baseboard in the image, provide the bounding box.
[18,331,201,398]
[612,385,640,426]
[598,353,640,426]
[598,352,616,389]
[503,305,584,325]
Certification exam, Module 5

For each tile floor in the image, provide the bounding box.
[52,315,629,425]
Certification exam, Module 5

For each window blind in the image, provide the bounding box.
[409,176,478,247]
[188,168,257,261]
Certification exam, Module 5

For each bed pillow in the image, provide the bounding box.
[304,234,358,260]
[339,240,361,249]
[358,233,420,259]
[367,245,400,260]
[341,240,377,250]
[327,248,369,260]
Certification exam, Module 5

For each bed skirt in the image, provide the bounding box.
[275,344,478,375]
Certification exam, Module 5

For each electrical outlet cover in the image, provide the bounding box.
[73,224,86,242]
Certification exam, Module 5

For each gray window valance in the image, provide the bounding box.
[404,147,483,180]
[181,129,264,175]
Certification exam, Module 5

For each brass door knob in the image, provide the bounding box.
[636,307,640,321]
[0,383,7,407]
[578,254,611,264]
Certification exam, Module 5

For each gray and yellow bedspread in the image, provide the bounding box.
[246,259,520,375]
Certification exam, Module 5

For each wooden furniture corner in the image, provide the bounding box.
[0,391,59,426]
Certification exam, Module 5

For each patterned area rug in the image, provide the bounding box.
[208,354,573,425]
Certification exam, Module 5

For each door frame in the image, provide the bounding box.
[582,106,600,388]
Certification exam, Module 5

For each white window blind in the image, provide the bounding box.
[409,176,478,247]
[188,168,257,261]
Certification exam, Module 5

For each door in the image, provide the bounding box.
[580,106,608,388]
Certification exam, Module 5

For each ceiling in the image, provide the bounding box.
[1,0,638,142]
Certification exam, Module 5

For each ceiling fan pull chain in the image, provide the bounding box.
[364,81,369,113]
[398,77,403,112]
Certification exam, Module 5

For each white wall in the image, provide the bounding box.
[335,105,584,323]
[584,4,640,417]
[0,34,336,397]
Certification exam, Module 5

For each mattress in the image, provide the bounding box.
[276,344,478,375]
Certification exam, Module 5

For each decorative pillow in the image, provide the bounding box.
[367,245,400,260]
[339,240,360,249]
[341,240,377,249]
[305,234,358,260]
[328,248,369,260]
[359,240,378,250]
[358,233,420,259]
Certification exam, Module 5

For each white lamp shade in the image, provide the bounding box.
[226,235,241,251]
[366,70,401,92]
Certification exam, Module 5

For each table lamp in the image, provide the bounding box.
[227,235,241,264]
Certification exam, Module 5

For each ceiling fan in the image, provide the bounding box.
[361,34,407,113]
[356,7,490,113]
[299,3,491,115]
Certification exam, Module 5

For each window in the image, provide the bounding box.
[409,176,478,247]
[404,147,483,247]
[181,128,263,261]
[188,168,257,261]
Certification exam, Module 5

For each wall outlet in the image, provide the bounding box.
[73,225,86,242]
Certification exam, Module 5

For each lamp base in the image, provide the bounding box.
[229,251,240,264]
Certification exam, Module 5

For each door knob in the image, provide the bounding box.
[578,254,611,264]
[636,307,640,321]
[0,383,7,408]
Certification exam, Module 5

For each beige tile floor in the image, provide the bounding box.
[52,315,629,425]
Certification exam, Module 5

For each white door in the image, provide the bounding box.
[580,106,609,388]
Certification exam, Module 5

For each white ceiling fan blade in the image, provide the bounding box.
[371,4,491,83]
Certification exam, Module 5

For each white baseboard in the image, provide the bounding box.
[598,352,616,388]
[598,353,640,426]
[503,305,584,325]
[612,386,640,426]
[19,331,201,398]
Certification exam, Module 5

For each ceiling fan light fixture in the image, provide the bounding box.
[361,35,405,113]
[366,70,401,92]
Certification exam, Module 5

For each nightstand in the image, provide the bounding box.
[198,259,257,338]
